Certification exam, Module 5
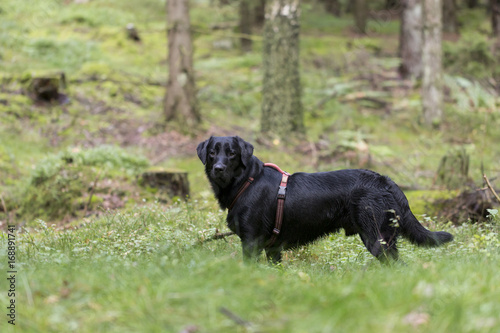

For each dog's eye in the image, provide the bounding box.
[209,151,216,158]
[228,151,236,157]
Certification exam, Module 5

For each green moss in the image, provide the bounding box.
[17,146,150,222]
[405,190,459,217]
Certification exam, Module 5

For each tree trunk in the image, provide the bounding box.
[165,0,201,132]
[422,0,443,127]
[492,0,500,38]
[321,0,341,16]
[261,0,304,140]
[354,0,368,34]
[239,0,253,52]
[399,0,423,79]
[386,0,398,9]
[442,0,459,33]
[465,0,478,8]
[254,0,266,27]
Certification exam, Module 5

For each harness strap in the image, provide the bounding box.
[227,163,290,249]
[228,177,254,211]
[264,163,290,248]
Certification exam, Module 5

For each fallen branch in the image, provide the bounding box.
[219,307,252,328]
[483,174,500,204]
[340,95,390,109]
[70,77,165,87]
[202,229,235,243]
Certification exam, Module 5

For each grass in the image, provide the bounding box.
[1,204,499,332]
[1,0,500,331]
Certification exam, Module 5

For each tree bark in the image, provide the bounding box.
[442,0,459,33]
[321,0,341,16]
[239,0,253,52]
[165,0,201,132]
[399,0,423,79]
[465,0,478,8]
[492,0,500,38]
[354,0,368,34]
[386,0,398,9]
[261,0,304,140]
[254,0,266,27]
[422,0,443,127]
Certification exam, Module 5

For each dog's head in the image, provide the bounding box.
[197,136,254,188]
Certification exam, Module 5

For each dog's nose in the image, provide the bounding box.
[214,164,226,173]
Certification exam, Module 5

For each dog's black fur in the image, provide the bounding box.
[197,136,453,263]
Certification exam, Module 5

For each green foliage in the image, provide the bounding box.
[30,146,149,185]
[22,38,101,71]
[443,32,500,79]
[0,92,33,119]
[18,146,149,222]
[0,145,15,182]
[444,75,498,113]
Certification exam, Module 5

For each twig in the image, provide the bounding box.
[483,174,500,204]
[219,307,252,327]
[82,170,103,218]
[202,230,235,243]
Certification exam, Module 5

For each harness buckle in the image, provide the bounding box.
[277,185,286,198]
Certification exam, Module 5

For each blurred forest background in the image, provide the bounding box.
[1,0,499,225]
[1,1,500,332]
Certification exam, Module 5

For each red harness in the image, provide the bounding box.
[228,163,290,248]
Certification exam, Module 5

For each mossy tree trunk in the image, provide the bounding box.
[354,0,368,34]
[399,0,423,79]
[239,0,253,52]
[422,0,443,127]
[261,0,304,140]
[165,0,201,133]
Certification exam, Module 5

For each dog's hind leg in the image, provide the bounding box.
[353,203,399,262]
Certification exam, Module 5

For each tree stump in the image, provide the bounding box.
[23,72,68,104]
[141,170,190,200]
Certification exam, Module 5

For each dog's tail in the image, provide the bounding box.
[400,213,453,247]
[388,181,453,247]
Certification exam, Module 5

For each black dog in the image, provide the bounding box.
[197,136,453,263]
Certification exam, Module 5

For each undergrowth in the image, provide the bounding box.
[14,146,149,223]
[1,202,499,332]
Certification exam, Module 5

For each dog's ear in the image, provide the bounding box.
[197,137,212,165]
[235,136,254,167]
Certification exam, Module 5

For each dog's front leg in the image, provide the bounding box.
[265,248,282,264]
[241,238,263,262]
